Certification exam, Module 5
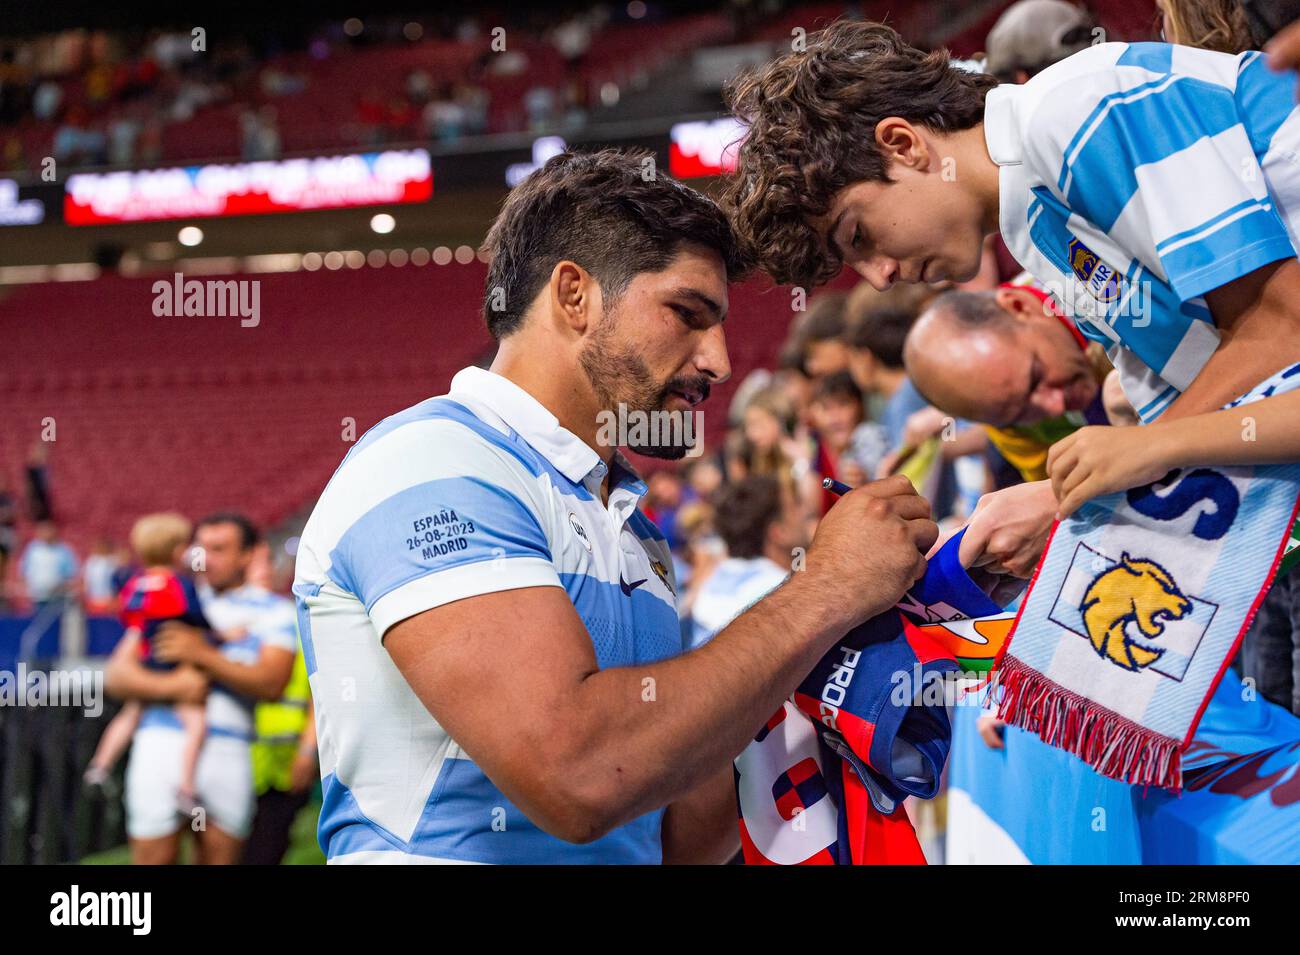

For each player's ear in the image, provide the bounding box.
[875,117,928,170]
[549,260,595,334]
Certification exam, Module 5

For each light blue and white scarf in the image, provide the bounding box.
[997,362,1300,789]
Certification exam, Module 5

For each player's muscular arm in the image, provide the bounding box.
[1162,260,1300,420]
[385,475,935,846]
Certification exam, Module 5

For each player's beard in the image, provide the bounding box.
[578,314,709,460]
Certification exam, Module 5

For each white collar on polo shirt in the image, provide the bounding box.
[447,365,609,486]
[982,84,1023,168]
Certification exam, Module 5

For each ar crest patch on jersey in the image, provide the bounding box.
[1067,236,1123,304]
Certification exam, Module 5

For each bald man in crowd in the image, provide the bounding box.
[902,284,1115,484]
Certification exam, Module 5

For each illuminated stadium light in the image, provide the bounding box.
[0,265,54,284]
[627,1,647,19]
[599,83,620,107]
[344,250,365,269]
[454,245,475,264]
[410,247,430,266]
[177,226,204,247]
[175,256,240,274]
[432,246,452,265]
[343,18,363,37]
[367,250,387,267]
[388,248,409,267]
[302,252,323,271]
[0,179,44,225]
[370,213,396,234]
[64,150,433,225]
[403,22,423,41]
[323,251,344,270]
[669,117,746,178]
[246,253,304,273]
[50,263,101,282]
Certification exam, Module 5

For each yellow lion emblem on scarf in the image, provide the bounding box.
[1080,554,1192,672]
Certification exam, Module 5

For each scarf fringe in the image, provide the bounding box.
[995,655,1182,791]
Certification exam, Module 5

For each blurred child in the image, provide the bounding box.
[84,513,212,809]
[808,371,868,513]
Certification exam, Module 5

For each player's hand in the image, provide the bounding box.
[958,480,1057,578]
[803,473,938,627]
[977,716,1006,750]
[153,622,210,665]
[1046,425,1175,519]
[289,749,319,794]
[1267,20,1300,99]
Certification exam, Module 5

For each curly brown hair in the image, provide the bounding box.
[722,20,998,288]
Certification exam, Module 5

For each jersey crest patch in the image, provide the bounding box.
[1067,236,1123,304]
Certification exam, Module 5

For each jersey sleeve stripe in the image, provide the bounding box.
[369,557,562,638]
[326,475,552,612]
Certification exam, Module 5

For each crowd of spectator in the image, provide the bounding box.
[0,5,704,174]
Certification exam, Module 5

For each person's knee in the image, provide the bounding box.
[130,835,179,864]
[197,825,245,865]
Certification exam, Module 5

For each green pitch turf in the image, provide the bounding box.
[80,799,324,865]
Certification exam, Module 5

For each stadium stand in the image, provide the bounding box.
[1,10,739,173]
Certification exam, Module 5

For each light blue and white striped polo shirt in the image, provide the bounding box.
[985,42,1300,422]
[293,365,682,864]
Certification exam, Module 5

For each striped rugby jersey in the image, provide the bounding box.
[293,365,681,863]
[985,42,1300,422]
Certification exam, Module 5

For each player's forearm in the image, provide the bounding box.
[194,645,290,700]
[661,765,740,864]
[553,570,861,837]
[1171,260,1300,418]
[1149,390,1300,469]
[104,655,184,703]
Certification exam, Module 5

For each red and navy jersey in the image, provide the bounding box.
[119,569,211,662]
[736,530,999,864]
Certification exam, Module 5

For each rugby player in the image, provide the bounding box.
[293,149,938,863]
[724,21,1300,573]
[105,513,297,864]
